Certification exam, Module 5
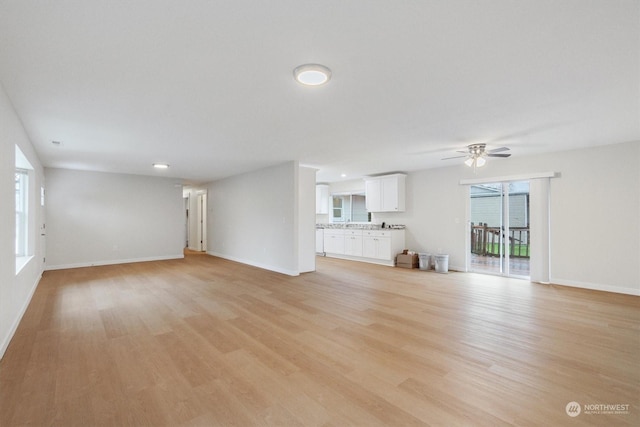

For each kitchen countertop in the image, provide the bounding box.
[316,223,405,230]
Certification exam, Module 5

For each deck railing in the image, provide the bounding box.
[470,223,530,258]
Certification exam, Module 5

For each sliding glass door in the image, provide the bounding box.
[506,182,530,277]
[469,181,530,278]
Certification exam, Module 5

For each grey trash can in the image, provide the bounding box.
[434,254,449,273]
[418,253,430,271]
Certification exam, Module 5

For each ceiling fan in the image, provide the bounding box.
[442,143,511,169]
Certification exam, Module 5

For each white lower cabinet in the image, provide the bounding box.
[362,230,396,260]
[323,228,405,266]
[323,229,345,254]
[344,230,363,256]
[363,235,391,260]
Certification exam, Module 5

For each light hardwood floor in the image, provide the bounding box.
[1,254,638,426]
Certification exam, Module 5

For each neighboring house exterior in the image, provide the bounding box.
[470,182,529,228]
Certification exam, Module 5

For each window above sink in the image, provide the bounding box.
[330,192,371,223]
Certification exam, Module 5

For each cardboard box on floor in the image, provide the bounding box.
[396,253,418,269]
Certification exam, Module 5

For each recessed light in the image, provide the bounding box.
[153,163,169,169]
[341,173,347,178]
[293,64,332,86]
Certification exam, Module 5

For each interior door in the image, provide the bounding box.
[197,193,207,252]
[184,196,189,248]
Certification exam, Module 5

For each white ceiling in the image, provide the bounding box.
[0,0,638,184]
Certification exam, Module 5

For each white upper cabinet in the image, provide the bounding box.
[365,174,406,212]
[365,179,381,212]
[316,184,329,214]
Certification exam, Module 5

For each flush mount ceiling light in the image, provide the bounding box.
[153,163,169,169]
[293,64,332,86]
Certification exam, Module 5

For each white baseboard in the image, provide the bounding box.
[549,277,640,296]
[448,264,464,273]
[45,254,184,271]
[324,252,396,267]
[322,254,465,272]
[207,251,299,276]
[0,272,42,359]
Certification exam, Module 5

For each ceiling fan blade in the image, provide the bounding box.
[441,155,468,160]
[487,147,510,153]
[487,153,511,158]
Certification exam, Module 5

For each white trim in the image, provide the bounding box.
[323,253,465,272]
[15,255,33,274]
[549,277,640,296]
[208,251,299,277]
[460,172,557,185]
[325,252,396,267]
[15,144,33,170]
[0,273,41,359]
[529,178,550,283]
[44,254,184,271]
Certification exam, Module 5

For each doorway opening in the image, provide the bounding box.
[196,192,207,252]
[469,181,530,278]
[184,196,189,248]
[183,188,208,253]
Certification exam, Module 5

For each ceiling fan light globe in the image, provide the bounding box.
[476,157,487,167]
[464,158,475,167]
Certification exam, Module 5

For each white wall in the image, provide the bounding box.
[298,166,317,273]
[373,141,640,295]
[45,168,184,269]
[206,161,314,276]
[330,179,366,195]
[547,142,639,294]
[373,166,468,269]
[0,84,45,358]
